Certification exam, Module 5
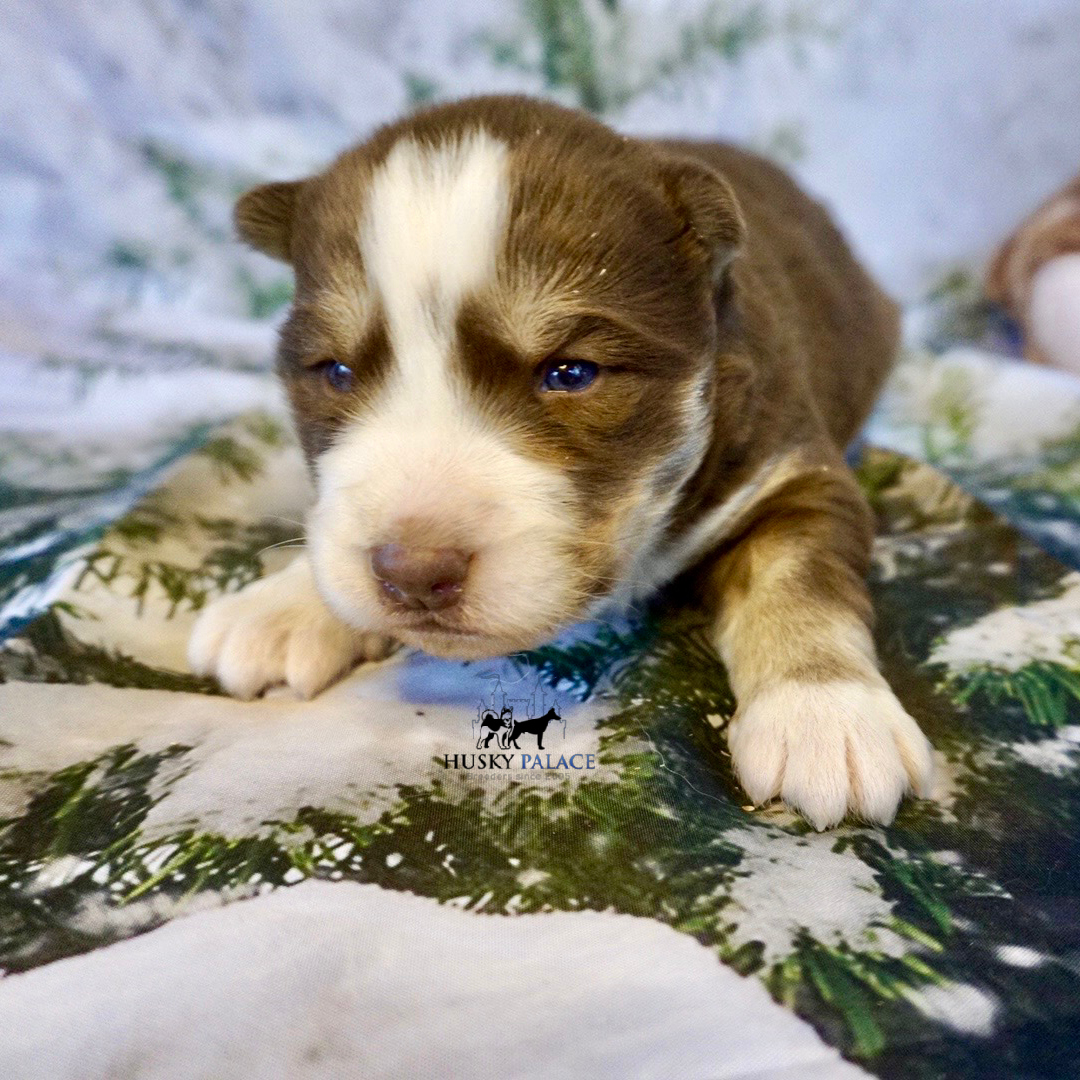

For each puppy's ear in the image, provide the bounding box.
[234,180,303,262]
[661,157,745,281]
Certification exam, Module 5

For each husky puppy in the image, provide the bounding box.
[189,96,934,829]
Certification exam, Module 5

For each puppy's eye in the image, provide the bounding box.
[538,359,599,393]
[324,361,355,392]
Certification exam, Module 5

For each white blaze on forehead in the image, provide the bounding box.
[359,130,510,386]
[311,129,583,648]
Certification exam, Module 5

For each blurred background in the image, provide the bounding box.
[2,0,1080,606]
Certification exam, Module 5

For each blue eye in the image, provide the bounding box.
[325,361,355,392]
[539,360,599,393]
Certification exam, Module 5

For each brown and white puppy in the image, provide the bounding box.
[189,96,934,829]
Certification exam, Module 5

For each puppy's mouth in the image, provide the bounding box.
[386,607,561,660]
[392,620,520,660]
[393,613,481,637]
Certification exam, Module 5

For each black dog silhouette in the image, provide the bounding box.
[506,707,561,750]
[476,706,513,749]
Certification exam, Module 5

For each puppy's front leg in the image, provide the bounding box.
[189,553,397,700]
[703,461,934,829]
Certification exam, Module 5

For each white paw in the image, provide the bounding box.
[188,560,397,700]
[728,679,934,830]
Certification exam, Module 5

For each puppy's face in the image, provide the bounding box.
[238,100,744,658]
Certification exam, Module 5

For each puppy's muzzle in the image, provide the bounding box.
[369,543,471,612]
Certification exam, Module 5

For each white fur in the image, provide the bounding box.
[188,555,396,700]
[305,132,585,657]
[360,131,509,384]
[1029,253,1080,376]
[729,677,935,830]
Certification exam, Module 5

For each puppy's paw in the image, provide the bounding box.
[728,679,934,830]
[188,566,396,700]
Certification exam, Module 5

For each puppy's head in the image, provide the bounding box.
[237,97,745,658]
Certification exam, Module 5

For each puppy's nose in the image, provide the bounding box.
[370,544,470,611]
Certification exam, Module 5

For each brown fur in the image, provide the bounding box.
[703,465,878,700]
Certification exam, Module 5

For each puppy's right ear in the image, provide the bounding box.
[234,181,303,262]
[659,156,745,284]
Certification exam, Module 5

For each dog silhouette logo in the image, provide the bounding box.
[505,706,562,750]
[476,704,514,750]
[473,674,565,751]
[444,672,592,773]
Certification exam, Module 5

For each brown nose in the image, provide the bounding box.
[369,544,470,611]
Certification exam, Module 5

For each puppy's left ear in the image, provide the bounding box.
[661,157,745,281]
[234,180,304,262]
